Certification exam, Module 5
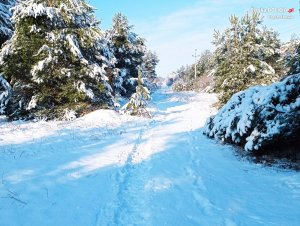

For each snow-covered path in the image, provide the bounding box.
[0,89,299,226]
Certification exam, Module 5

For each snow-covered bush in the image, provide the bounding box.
[122,69,151,116]
[0,0,114,119]
[203,74,300,153]
[63,108,77,121]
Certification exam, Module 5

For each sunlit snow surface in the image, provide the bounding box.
[0,88,299,226]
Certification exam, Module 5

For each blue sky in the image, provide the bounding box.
[89,0,300,76]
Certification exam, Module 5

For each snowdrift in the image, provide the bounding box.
[203,74,300,154]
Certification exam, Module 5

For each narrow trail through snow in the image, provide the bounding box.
[0,88,299,226]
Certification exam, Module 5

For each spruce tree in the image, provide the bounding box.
[122,67,150,116]
[106,13,146,97]
[280,35,300,75]
[0,0,15,47]
[213,12,282,105]
[195,50,214,79]
[0,74,12,114]
[142,50,159,89]
[287,42,300,75]
[0,0,114,119]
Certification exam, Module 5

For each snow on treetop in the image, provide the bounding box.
[12,0,98,27]
[13,3,57,21]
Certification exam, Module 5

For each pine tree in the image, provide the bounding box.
[0,0,114,119]
[287,39,300,75]
[0,74,12,114]
[0,0,15,47]
[142,50,159,89]
[195,50,214,78]
[280,35,300,75]
[213,12,282,106]
[0,0,14,114]
[122,67,150,116]
[106,13,146,97]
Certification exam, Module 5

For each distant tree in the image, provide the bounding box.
[280,35,300,75]
[142,50,159,89]
[213,12,283,105]
[0,0,114,119]
[284,35,300,75]
[195,50,214,78]
[172,50,215,92]
[175,50,214,82]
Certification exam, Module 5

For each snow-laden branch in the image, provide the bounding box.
[0,75,12,115]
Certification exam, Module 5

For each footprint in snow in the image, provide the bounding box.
[144,177,172,192]
[192,191,213,215]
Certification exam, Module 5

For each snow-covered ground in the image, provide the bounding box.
[0,89,299,226]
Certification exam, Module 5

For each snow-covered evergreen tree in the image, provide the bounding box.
[0,0,115,119]
[284,36,300,75]
[142,50,159,81]
[213,12,283,105]
[0,0,15,47]
[122,67,150,116]
[280,34,300,75]
[0,74,12,114]
[195,50,214,78]
[142,50,159,90]
[106,13,146,97]
[204,74,300,155]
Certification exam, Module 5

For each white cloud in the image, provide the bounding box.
[132,0,300,77]
[133,2,224,76]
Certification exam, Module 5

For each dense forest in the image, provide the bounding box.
[0,0,159,120]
